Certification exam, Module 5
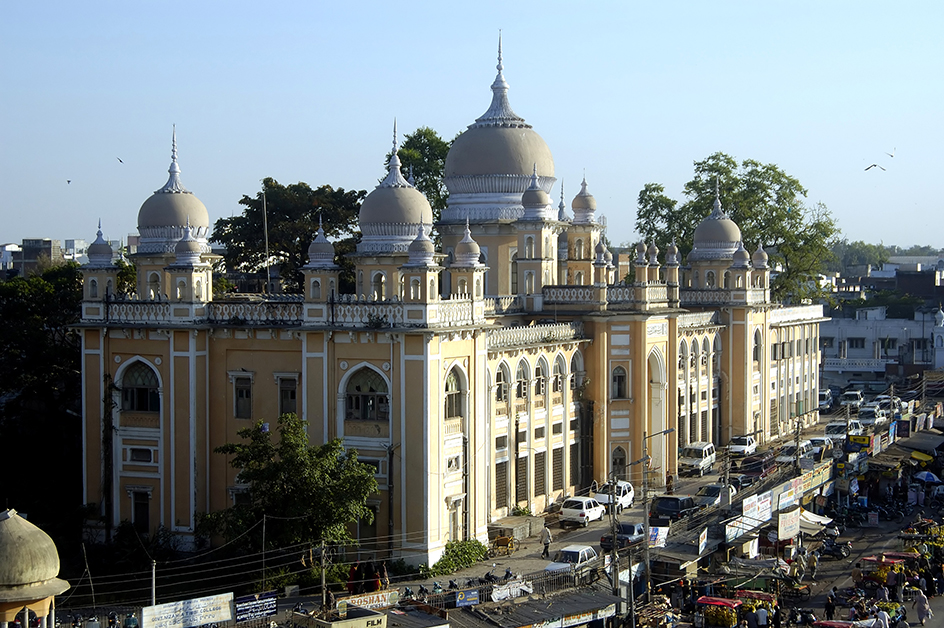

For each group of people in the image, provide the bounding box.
[736,605,780,628]
[843,554,939,626]
[345,560,390,595]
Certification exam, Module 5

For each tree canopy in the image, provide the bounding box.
[199,414,378,550]
[387,126,452,220]
[211,178,366,293]
[635,152,838,303]
[827,239,890,274]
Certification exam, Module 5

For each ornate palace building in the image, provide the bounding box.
[78,47,826,564]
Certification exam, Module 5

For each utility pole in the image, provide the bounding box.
[642,431,651,604]
[794,420,802,474]
[151,560,156,606]
[320,539,327,611]
[609,475,620,616]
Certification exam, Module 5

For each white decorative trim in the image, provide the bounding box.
[227,370,254,383]
[272,371,300,384]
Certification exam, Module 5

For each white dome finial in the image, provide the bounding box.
[379,119,411,189]
[156,125,191,195]
[473,33,527,129]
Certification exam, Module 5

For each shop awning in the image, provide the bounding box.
[912,451,934,462]
[799,508,832,535]
[897,430,944,454]
[696,596,742,608]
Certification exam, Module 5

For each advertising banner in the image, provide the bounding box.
[234,592,277,623]
[778,488,795,510]
[777,507,801,539]
[757,491,772,522]
[337,589,400,611]
[649,526,669,547]
[742,495,760,527]
[699,527,708,555]
[455,589,480,607]
[142,593,233,628]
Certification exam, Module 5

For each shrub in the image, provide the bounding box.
[419,539,488,578]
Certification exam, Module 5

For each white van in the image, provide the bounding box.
[776,439,813,464]
[840,390,865,410]
[825,420,864,440]
[678,442,717,477]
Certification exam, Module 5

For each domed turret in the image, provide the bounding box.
[521,165,551,219]
[689,181,741,262]
[572,177,597,224]
[666,239,680,266]
[452,220,483,267]
[0,509,69,597]
[935,306,944,328]
[137,128,210,255]
[86,221,114,267]
[442,36,555,224]
[752,244,769,270]
[357,122,434,254]
[171,222,203,266]
[406,224,436,267]
[557,182,569,221]
[732,241,751,268]
[648,242,660,266]
[306,218,337,268]
[635,241,647,265]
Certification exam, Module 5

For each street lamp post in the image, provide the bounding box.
[642,427,674,604]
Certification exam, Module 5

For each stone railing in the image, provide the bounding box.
[330,301,405,327]
[484,296,524,315]
[435,299,476,326]
[647,285,668,301]
[677,311,722,329]
[823,358,892,371]
[105,301,172,323]
[769,304,826,325]
[444,417,465,436]
[208,301,304,325]
[679,289,730,305]
[486,321,585,350]
[606,285,635,303]
[543,286,595,304]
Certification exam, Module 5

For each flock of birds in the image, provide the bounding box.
[865,148,895,171]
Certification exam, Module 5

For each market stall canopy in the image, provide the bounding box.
[800,508,833,535]
[897,430,944,454]
[914,471,941,483]
[696,596,742,608]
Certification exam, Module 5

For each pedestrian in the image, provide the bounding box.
[913,588,932,625]
[876,607,891,628]
[743,608,758,628]
[540,523,553,559]
[852,562,864,587]
[876,584,889,602]
[824,596,836,621]
[756,605,768,627]
[380,561,390,589]
[808,551,819,582]
[347,560,360,594]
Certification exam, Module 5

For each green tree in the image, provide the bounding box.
[827,239,889,274]
[199,414,378,549]
[211,178,366,293]
[636,152,838,303]
[115,258,137,296]
[387,126,452,219]
[0,263,83,533]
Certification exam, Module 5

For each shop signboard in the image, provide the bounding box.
[742,495,760,527]
[889,420,897,441]
[337,589,400,611]
[777,506,801,539]
[699,527,708,554]
[757,491,772,521]
[898,419,911,438]
[142,593,234,628]
[234,592,277,623]
[778,488,795,510]
[649,526,669,547]
[456,589,479,607]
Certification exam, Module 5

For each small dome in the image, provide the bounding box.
[86,222,114,267]
[666,240,679,266]
[522,166,551,208]
[935,306,944,328]
[604,247,613,264]
[647,242,660,265]
[175,225,201,255]
[408,225,435,255]
[452,221,482,267]
[690,189,742,262]
[571,177,597,224]
[306,220,337,268]
[635,241,647,264]
[732,241,751,268]
[0,509,64,590]
[752,243,769,269]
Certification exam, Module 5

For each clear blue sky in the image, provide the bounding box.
[2,1,941,249]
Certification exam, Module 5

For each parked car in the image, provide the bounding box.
[809,436,834,454]
[593,480,635,513]
[825,420,864,440]
[858,406,889,426]
[545,544,598,571]
[840,390,865,411]
[694,483,737,509]
[818,389,834,412]
[649,495,698,526]
[736,451,775,486]
[728,435,758,456]
[559,496,606,528]
[678,442,717,477]
[872,394,902,414]
[599,521,646,552]
[776,440,813,464]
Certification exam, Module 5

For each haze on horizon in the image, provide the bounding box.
[2,1,941,251]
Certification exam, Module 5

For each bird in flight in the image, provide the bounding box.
[67,180,71,184]
[116,157,123,163]
[865,164,886,171]
[886,148,896,158]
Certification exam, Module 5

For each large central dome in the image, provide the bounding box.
[441,40,555,224]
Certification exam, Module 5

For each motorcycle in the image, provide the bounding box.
[820,538,852,559]
[788,607,818,626]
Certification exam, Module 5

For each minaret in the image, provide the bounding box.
[302,216,341,303]
[401,224,442,303]
[82,220,120,301]
[166,220,212,304]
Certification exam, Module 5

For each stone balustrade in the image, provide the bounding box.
[769,304,826,325]
[486,321,585,350]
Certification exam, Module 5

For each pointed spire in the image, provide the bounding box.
[379,118,412,189]
[472,33,528,129]
[408,164,415,186]
[156,124,192,194]
[710,175,726,218]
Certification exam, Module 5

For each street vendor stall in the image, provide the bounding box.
[734,590,776,614]
[859,555,906,589]
[694,597,741,628]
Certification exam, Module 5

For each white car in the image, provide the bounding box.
[809,436,833,454]
[545,544,598,571]
[593,480,635,513]
[728,435,758,456]
[559,496,606,528]
[694,483,737,508]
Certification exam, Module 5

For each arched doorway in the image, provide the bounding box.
[647,348,667,487]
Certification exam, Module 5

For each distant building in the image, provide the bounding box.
[12,238,63,275]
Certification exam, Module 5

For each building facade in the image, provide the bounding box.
[78,50,825,565]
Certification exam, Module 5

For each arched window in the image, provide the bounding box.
[678,342,687,373]
[496,364,510,402]
[525,236,535,258]
[706,271,716,288]
[575,271,584,285]
[535,361,547,396]
[475,278,482,298]
[525,272,535,294]
[612,366,627,399]
[357,271,364,296]
[429,279,436,299]
[612,446,627,481]
[195,279,203,300]
[753,329,763,364]
[176,279,187,301]
[371,272,386,299]
[121,362,160,412]
[515,361,529,399]
[693,270,699,287]
[410,278,420,300]
[723,271,731,289]
[544,236,551,258]
[736,275,743,288]
[105,279,113,296]
[311,279,321,300]
[445,368,463,419]
[570,352,584,390]
[89,279,98,298]
[148,273,161,300]
[345,368,389,421]
[553,355,566,392]
[457,277,468,294]
[713,336,722,370]
[511,253,518,294]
